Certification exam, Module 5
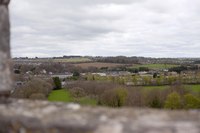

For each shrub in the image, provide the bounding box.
[183,94,200,109]
[115,88,128,107]
[164,92,181,109]
[53,77,62,90]
[149,96,162,108]
[145,90,164,108]
[73,71,80,77]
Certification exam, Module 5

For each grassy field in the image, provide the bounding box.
[143,85,169,90]
[74,62,125,69]
[143,85,200,92]
[185,85,200,92]
[48,89,97,105]
[132,64,179,70]
[48,89,72,102]
[53,57,92,63]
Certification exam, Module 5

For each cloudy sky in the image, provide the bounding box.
[10,0,200,57]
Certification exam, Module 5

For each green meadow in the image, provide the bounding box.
[143,85,200,92]
[132,64,179,70]
[48,89,97,106]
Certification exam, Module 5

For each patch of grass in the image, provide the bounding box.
[132,64,179,70]
[48,89,72,102]
[185,85,200,92]
[74,97,97,106]
[143,85,200,92]
[143,85,169,90]
[48,89,97,106]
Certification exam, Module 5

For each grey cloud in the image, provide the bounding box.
[10,0,200,57]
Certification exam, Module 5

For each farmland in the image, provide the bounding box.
[131,64,179,70]
[73,62,126,69]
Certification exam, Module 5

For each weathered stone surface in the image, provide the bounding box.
[0,0,12,94]
[0,99,199,133]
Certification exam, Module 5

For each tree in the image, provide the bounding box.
[53,77,62,90]
[115,88,128,107]
[149,96,162,108]
[183,94,200,109]
[73,71,80,77]
[100,88,128,107]
[153,73,157,78]
[72,71,80,80]
[11,78,53,99]
[164,92,181,109]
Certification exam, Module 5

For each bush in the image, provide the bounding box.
[73,71,80,77]
[149,96,162,108]
[53,77,62,90]
[164,92,181,109]
[145,89,164,108]
[115,88,128,107]
[183,94,200,109]
[139,67,149,72]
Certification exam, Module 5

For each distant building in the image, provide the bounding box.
[51,73,73,80]
[91,73,107,76]
[138,71,148,75]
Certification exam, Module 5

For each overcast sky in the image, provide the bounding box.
[10,0,200,58]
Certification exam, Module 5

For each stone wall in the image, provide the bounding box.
[0,1,199,133]
[0,99,199,133]
[0,0,12,95]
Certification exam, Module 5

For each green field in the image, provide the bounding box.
[53,58,92,63]
[48,89,97,105]
[132,64,179,70]
[48,89,72,102]
[143,85,169,90]
[185,85,200,92]
[143,85,200,92]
